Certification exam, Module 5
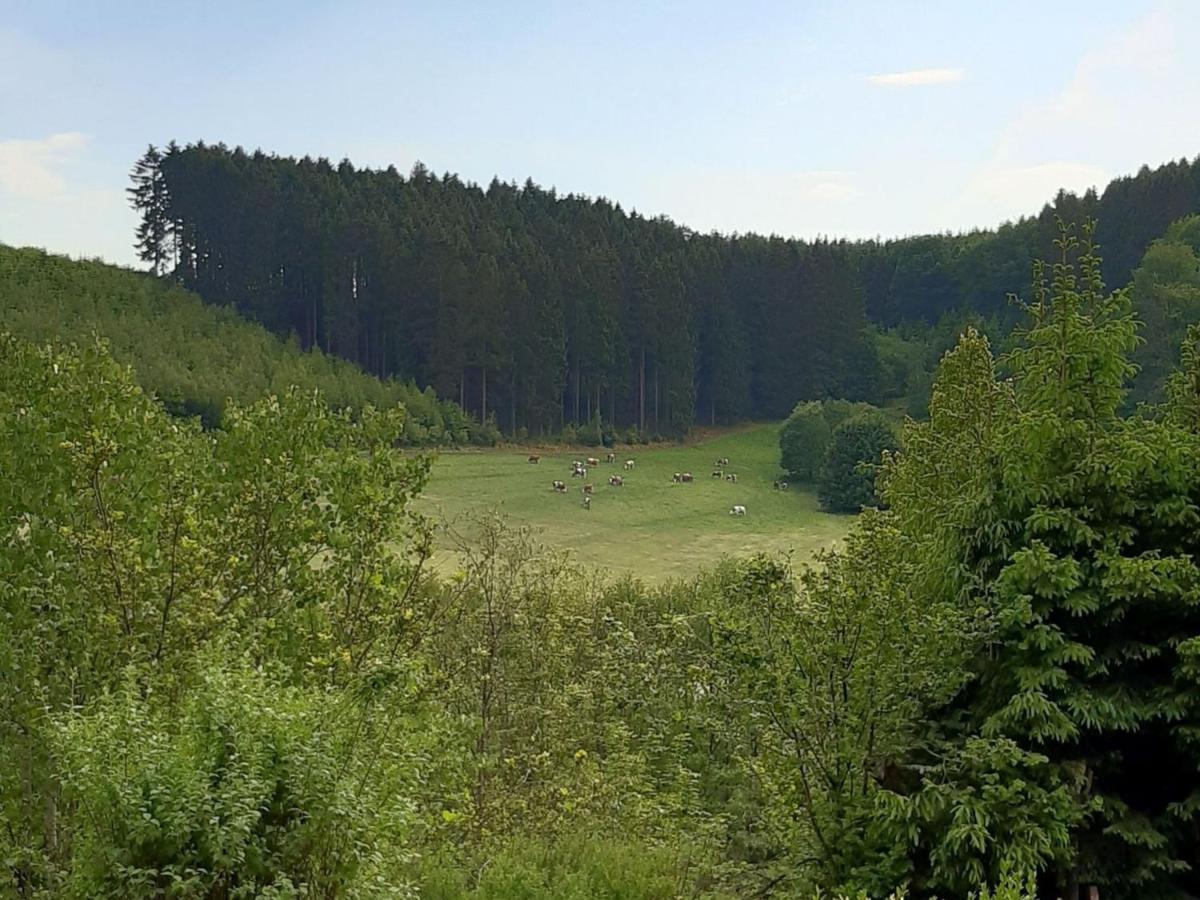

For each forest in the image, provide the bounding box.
[7,224,1200,898]
[129,143,1200,435]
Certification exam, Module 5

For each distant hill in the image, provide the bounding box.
[0,244,484,443]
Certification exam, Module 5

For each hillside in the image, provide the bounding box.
[0,244,482,442]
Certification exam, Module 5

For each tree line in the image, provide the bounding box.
[129,143,1200,435]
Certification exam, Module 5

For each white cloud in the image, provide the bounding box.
[0,132,89,198]
[865,67,964,88]
[944,3,1200,229]
[0,132,139,267]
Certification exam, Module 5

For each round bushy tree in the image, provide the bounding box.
[818,413,897,512]
[779,401,831,481]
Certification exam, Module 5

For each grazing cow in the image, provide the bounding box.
[572,466,587,478]
[586,457,600,467]
[725,473,738,483]
[606,452,616,463]
[582,483,594,494]
[552,480,567,492]
[528,454,541,464]
[680,472,694,483]
[608,475,623,487]
[729,504,746,516]
[582,495,591,509]
[672,472,682,483]
[711,470,723,479]
[623,459,635,470]
[716,457,730,467]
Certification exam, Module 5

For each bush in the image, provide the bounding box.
[418,833,729,900]
[577,413,604,446]
[780,401,831,482]
[818,413,898,513]
[52,663,424,898]
[471,413,501,446]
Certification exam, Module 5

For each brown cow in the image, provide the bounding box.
[680,472,694,483]
[582,483,594,494]
[586,457,600,467]
[606,452,616,464]
[608,475,623,486]
[528,454,541,464]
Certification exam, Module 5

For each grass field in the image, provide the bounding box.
[415,423,851,581]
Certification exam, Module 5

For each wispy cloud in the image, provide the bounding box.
[944,4,1200,228]
[865,67,964,88]
[0,132,89,198]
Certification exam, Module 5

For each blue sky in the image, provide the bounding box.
[3,0,1199,267]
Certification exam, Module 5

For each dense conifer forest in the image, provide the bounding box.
[130,144,1200,433]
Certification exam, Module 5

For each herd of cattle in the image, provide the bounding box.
[528,451,781,516]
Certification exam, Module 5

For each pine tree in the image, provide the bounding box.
[127,144,168,275]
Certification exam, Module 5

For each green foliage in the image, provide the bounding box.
[0,243,476,442]
[52,661,426,898]
[0,333,439,895]
[417,834,731,900]
[704,524,970,896]
[21,206,1200,897]
[874,221,1200,898]
[1127,216,1200,406]
[780,400,832,481]
[877,738,1083,896]
[818,413,898,513]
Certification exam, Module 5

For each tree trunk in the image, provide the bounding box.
[573,364,580,424]
[639,347,646,432]
[653,363,659,430]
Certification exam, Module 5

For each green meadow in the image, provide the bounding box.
[417,423,850,581]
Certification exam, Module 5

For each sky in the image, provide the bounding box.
[3,0,1200,268]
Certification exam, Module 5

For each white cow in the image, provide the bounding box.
[729,505,746,516]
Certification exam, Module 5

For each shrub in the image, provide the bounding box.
[576,413,604,446]
[780,401,831,482]
[818,413,897,513]
[52,663,425,898]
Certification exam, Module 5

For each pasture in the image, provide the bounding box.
[416,423,850,581]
